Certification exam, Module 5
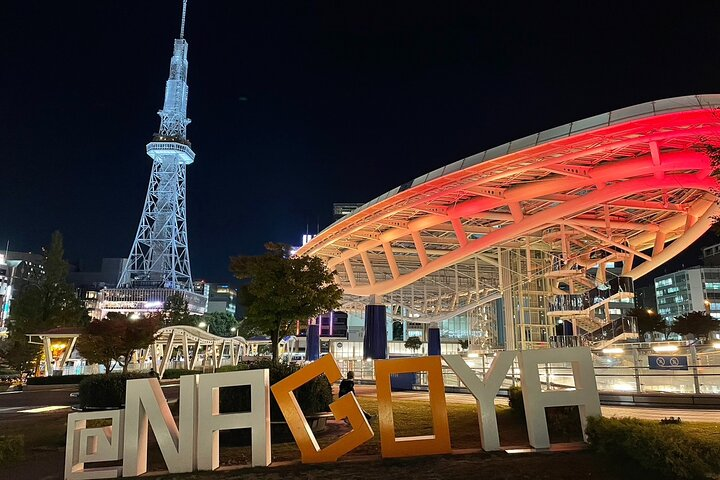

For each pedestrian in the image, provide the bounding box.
[338,371,372,422]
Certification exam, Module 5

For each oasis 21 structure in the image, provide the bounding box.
[297,95,720,357]
[96,1,206,319]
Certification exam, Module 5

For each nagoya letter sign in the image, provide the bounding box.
[63,347,600,479]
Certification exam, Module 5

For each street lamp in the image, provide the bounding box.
[646,309,653,315]
[198,321,207,331]
[230,327,237,334]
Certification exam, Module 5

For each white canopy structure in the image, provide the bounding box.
[150,325,248,378]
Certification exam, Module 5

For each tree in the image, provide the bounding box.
[626,307,667,336]
[230,242,343,362]
[404,336,423,354]
[200,311,236,337]
[163,293,192,326]
[3,231,88,370]
[672,311,720,339]
[76,313,160,374]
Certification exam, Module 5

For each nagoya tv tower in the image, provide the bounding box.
[99,0,206,318]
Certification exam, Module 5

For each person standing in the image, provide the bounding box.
[338,371,372,421]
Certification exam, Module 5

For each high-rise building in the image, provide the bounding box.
[0,251,44,330]
[193,281,237,316]
[654,267,720,323]
[96,1,205,319]
[332,202,364,221]
[703,243,720,267]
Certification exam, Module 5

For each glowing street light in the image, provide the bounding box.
[198,321,207,329]
[230,327,237,333]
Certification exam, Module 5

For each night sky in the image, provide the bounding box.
[3,1,720,285]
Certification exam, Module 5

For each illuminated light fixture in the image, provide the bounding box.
[198,321,207,328]
[652,345,679,353]
[506,448,533,454]
[602,347,624,354]
[713,342,720,349]
[18,405,70,414]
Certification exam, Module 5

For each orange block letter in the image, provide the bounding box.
[374,356,451,458]
[271,354,374,463]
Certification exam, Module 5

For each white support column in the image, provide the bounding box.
[43,336,53,376]
[182,333,190,370]
[343,259,357,288]
[451,218,468,246]
[190,341,202,370]
[383,242,401,279]
[411,230,429,266]
[360,251,376,285]
[59,336,78,371]
[652,231,666,256]
[159,331,176,378]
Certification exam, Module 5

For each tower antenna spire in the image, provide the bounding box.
[180,0,188,39]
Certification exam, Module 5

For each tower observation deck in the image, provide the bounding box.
[98,0,206,318]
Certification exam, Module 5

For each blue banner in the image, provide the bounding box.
[648,355,688,370]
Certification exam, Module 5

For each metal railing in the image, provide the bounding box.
[337,345,720,395]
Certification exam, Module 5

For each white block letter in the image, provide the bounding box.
[196,370,271,470]
[65,410,124,480]
[443,351,516,451]
[518,347,601,449]
[122,375,197,476]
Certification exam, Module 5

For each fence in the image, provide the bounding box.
[337,344,720,395]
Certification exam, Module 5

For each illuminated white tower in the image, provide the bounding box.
[99,0,206,318]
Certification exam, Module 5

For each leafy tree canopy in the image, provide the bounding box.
[163,293,192,326]
[200,311,237,337]
[672,311,720,338]
[230,242,343,361]
[626,307,667,336]
[404,336,423,352]
[3,231,88,370]
[76,313,160,374]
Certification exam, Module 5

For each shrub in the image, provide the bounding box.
[546,406,582,442]
[0,435,24,466]
[586,416,720,479]
[162,369,197,379]
[507,386,524,417]
[27,374,87,385]
[219,360,333,444]
[220,360,332,420]
[78,372,151,409]
[215,364,248,373]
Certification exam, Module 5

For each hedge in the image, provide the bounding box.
[78,372,153,409]
[219,360,332,444]
[27,374,88,385]
[0,435,24,466]
[162,369,197,379]
[586,416,720,479]
[220,360,331,420]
